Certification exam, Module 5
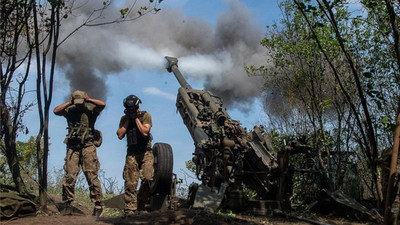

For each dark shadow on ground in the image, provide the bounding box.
[98,209,259,225]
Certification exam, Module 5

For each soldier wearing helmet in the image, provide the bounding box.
[117,95,153,216]
[53,90,105,217]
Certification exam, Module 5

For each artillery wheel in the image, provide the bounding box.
[150,142,174,195]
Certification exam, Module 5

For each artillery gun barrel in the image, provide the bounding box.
[165,56,227,125]
[165,56,209,146]
[201,91,226,125]
[165,56,192,89]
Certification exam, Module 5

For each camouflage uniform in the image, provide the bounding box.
[119,112,154,212]
[62,103,103,205]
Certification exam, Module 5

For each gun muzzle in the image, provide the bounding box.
[165,56,178,72]
[165,56,192,89]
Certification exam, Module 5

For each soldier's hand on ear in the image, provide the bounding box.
[136,108,141,118]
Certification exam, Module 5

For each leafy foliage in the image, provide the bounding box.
[185,160,196,174]
[250,0,400,210]
[0,137,43,192]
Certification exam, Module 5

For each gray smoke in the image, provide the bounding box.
[57,0,267,109]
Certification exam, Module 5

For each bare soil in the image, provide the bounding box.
[0,194,377,225]
[1,209,374,225]
[1,204,377,225]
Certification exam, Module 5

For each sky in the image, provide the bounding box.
[17,0,283,192]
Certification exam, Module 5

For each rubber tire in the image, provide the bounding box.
[150,142,174,195]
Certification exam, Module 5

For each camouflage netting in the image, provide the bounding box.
[0,192,36,219]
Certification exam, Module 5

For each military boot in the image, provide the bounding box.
[92,202,104,217]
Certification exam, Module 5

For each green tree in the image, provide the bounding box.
[1,0,35,194]
[251,0,400,210]
[296,0,400,209]
[294,0,381,204]
[360,0,400,223]
[1,137,43,192]
[250,0,356,200]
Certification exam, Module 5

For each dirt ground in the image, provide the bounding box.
[1,209,375,225]
[1,203,378,225]
[0,193,379,225]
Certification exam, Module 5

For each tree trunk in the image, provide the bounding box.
[2,107,26,193]
[384,113,400,225]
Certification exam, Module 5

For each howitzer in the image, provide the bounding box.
[165,56,292,212]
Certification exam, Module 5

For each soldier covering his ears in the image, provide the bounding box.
[53,90,105,217]
[117,95,154,217]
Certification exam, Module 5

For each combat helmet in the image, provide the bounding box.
[70,90,88,105]
[123,95,142,109]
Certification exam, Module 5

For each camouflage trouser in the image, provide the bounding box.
[62,144,103,204]
[123,150,154,212]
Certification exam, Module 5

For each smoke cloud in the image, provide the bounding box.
[57,0,267,109]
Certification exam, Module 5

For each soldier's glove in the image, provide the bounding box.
[93,130,102,147]
[124,108,137,119]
